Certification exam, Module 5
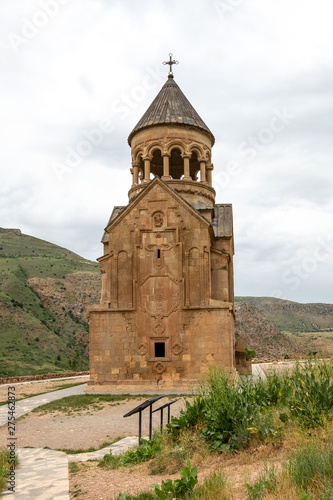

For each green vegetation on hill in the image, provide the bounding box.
[0,228,99,376]
[235,296,333,357]
[235,296,333,333]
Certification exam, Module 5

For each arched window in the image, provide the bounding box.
[137,155,144,183]
[189,151,200,181]
[169,148,183,179]
[150,149,163,178]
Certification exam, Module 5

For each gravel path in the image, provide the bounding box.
[0,396,186,450]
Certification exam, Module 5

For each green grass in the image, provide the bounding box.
[243,441,333,499]
[191,470,228,499]
[46,436,124,455]
[31,393,160,415]
[0,448,18,494]
[289,443,333,493]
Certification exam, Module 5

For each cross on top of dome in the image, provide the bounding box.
[162,53,179,76]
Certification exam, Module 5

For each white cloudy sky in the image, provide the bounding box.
[1,0,333,303]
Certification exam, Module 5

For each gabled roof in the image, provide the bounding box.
[104,177,212,234]
[101,206,126,243]
[128,75,215,145]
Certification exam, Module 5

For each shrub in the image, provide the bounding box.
[151,460,198,499]
[245,346,256,358]
[287,361,333,427]
[99,434,161,469]
[117,493,155,500]
[168,361,333,452]
[245,462,277,500]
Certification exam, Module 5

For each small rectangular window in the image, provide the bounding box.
[157,249,161,259]
[155,342,165,357]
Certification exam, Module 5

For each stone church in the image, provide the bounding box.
[87,60,235,392]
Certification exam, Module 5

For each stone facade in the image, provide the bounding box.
[87,73,235,392]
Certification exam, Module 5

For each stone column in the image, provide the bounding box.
[112,254,118,308]
[143,156,151,183]
[162,154,171,179]
[132,163,139,185]
[206,164,213,187]
[184,250,190,306]
[182,154,191,181]
[200,161,207,184]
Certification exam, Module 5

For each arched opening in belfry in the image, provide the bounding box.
[190,151,200,181]
[150,149,163,178]
[138,155,144,183]
[169,148,183,179]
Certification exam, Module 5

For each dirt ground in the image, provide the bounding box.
[69,444,285,499]
[0,397,186,450]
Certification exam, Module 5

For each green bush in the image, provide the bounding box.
[288,361,333,427]
[245,462,277,499]
[117,493,155,500]
[151,460,198,499]
[99,434,161,469]
[167,360,333,452]
[244,346,256,358]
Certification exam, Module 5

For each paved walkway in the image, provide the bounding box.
[2,448,69,500]
[0,384,87,428]
[1,437,143,499]
[0,382,152,498]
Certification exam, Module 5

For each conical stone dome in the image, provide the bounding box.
[128,75,215,146]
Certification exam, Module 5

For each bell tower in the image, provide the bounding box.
[88,56,235,392]
[128,69,216,214]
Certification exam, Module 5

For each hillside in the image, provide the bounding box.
[0,228,100,376]
[235,302,304,360]
[235,296,333,357]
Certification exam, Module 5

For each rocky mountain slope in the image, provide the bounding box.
[235,302,304,360]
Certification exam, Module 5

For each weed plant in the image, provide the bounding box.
[151,460,198,499]
[150,429,209,475]
[0,448,18,494]
[117,494,155,500]
[98,434,162,469]
[117,462,227,499]
[245,462,277,499]
[289,442,333,496]
[168,360,333,452]
[191,470,228,499]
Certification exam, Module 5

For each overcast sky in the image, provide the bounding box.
[1,0,333,303]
